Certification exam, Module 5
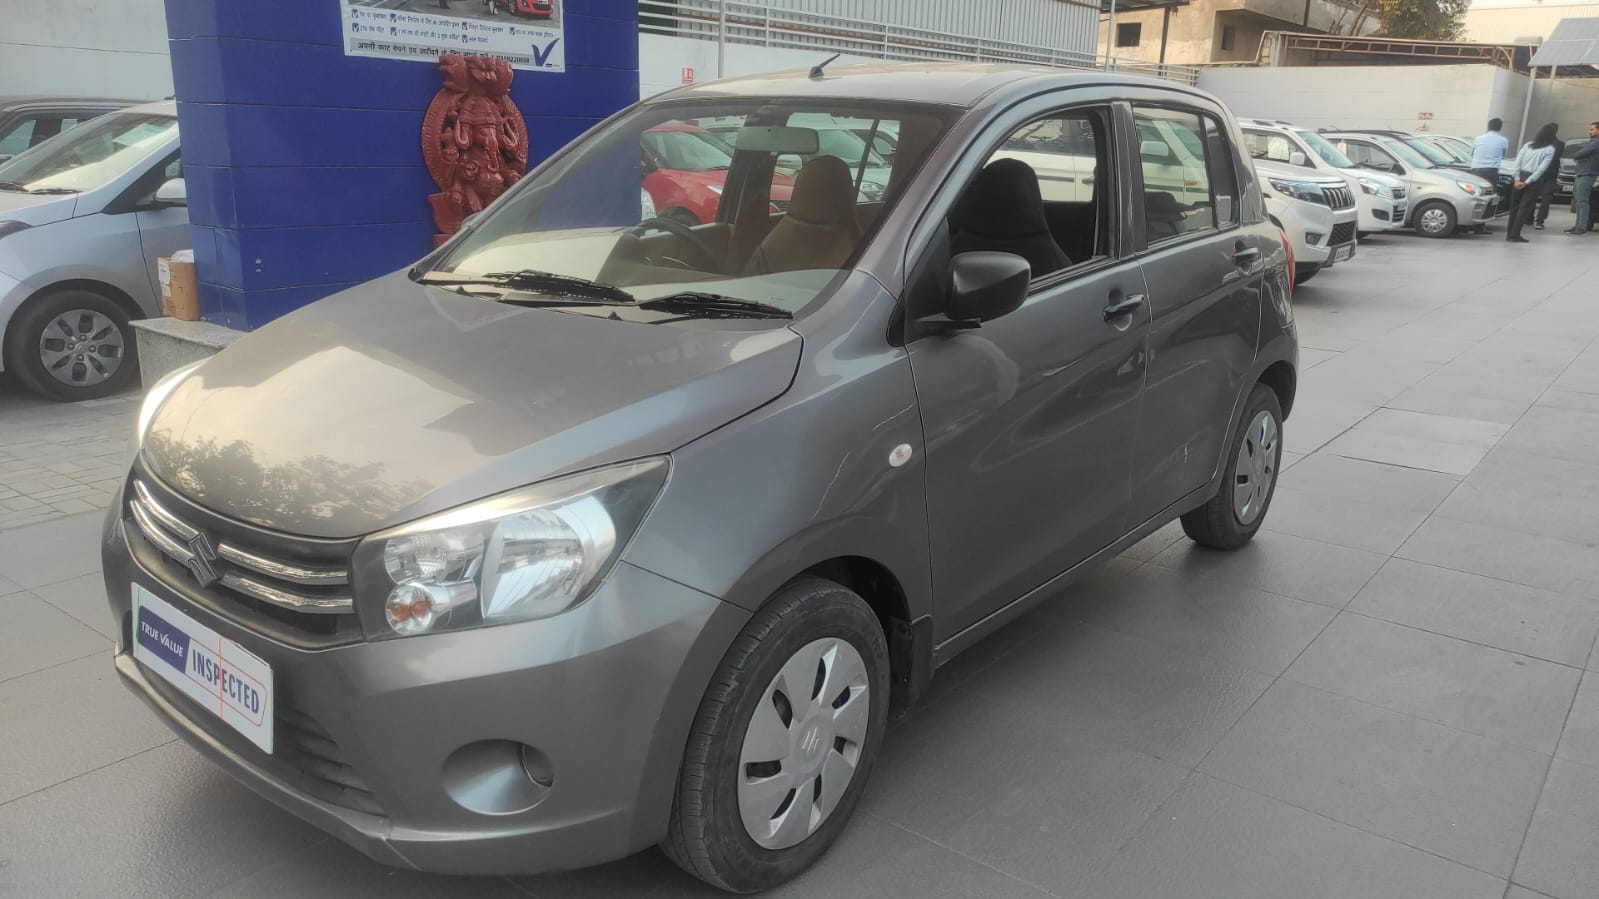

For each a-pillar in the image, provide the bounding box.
[160,0,639,329]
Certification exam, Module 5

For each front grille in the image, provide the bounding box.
[1329,221,1357,246]
[125,475,362,646]
[277,705,385,816]
[1322,185,1356,210]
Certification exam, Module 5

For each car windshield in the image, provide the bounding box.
[0,110,176,193]
[1563,139,1588,159]
[1397,136,1451,166]
[1295,130,1354,167]
[1382,137,1436,169]
[641,127,734,172]
[422,98,957,319]
[1426,136,1470,163]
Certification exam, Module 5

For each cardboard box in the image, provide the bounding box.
[158,249,199,321]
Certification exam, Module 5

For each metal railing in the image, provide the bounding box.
[640,0,1203,86]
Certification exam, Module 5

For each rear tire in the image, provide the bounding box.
[1182,384,1283,550]
[3,287,139,402]
[1413,200,1457,238]
[662,578,890,893]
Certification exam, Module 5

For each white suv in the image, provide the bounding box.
[1255,158,1360,285]
[1240,120,1407,235]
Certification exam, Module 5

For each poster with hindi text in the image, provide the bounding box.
[340,0,565,73]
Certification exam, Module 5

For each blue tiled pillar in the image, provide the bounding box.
[162,0,639,330]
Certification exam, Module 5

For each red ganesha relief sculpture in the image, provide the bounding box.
[423,53,530,246]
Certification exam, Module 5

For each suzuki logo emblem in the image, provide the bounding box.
[799,726,823,758]
[184,531,221,588]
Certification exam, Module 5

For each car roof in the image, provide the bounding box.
[120,99,178,116]
[1239,119,1304,131]
[653,62,1203,110]
[0,95,149,112]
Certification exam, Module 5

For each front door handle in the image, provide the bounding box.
[1233,244,1262,268]
[1103,294,1146,322]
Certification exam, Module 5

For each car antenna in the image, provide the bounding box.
[809,53,842,79]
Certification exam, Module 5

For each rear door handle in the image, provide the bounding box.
[1233,245,1262,268]
[1103,294,1146,322]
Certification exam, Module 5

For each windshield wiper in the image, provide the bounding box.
[0,181,28,192]
[637,292,792,319]
[418,269,635,302]
[26,187,78,195]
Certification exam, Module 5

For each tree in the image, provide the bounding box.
[1378,0,1471,40]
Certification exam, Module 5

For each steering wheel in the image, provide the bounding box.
[629,216,720,271]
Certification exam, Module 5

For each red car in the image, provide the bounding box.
[642,123,795,225]
[483,0,554,18]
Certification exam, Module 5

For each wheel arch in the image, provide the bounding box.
[1257,359,1297,419]
[2,278,144,373]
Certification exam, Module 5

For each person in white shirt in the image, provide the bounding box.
[1507,123,1559,242]
[1469,118,1510,232]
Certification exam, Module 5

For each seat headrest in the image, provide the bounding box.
[789,155,857,225]
[953,158,1051,239]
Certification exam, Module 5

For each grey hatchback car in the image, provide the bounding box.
[103,64,1297,892]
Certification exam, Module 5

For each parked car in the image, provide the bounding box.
[1339,129,1476,173]
[1239,119,1407,235]
[1414,132,1475,165]
[1323,131,1495,236]
[641,123,795,225]
[106,65,1296,893]
[704,113,894,202]
[1554,137,1599,204]
[0,100,185,400]
[0,95,142,164]
[1256,158,1359,285]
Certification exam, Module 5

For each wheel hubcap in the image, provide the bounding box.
[1420,208,1449,233]
[1232,410,1279,526]
[738,637,870,851]
[38,310,124,387]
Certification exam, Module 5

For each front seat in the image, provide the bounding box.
[950,158,1071,278]
[747,155,861,274]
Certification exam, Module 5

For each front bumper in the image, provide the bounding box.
[1466,197,1494,223]
[0,267,32,373]
[103,489,750,875]
[1360,197,1407,231]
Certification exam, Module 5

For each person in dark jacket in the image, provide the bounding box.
[1566,122,1599,234]
[1507,124,1560,242]
[1534,123,1565,229]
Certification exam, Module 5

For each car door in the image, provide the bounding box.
[906,97,1149,640]
[130,154,190,303]
[1128,101,1266,523]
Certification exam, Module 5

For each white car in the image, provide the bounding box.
[1240,120,1407,235]
[1256,158,1359,285]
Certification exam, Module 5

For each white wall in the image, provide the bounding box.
[2,0,172,99]
[1198,65,1524,140]
[641,34,884,96]
[1464,0,1599,43]
[746,0,1097,53]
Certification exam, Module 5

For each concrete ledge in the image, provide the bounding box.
[132,318,245,386]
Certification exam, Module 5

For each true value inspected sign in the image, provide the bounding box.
[340,0,566,73]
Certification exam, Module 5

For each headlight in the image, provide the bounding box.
[1355,177,1392,198]
[1267,178,1329,205]
[130,360,205,463]
[1456,181,1478,195]
[354,458,669,637]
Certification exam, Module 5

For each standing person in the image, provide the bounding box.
[1567,122,1599,235]
[1471,118,1510,232]
[1507,123,1559,243]
[1534,124,1565,229]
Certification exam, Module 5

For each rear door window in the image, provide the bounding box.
[1134,107,1223,244]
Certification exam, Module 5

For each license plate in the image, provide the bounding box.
[1334,244,1354,263]
[132,583,274,752]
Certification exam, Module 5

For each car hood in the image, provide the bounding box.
[0,190,77,225]
[140,273,803,539]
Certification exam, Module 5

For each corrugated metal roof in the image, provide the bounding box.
[1528,17,1599,65]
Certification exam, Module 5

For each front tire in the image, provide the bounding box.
[1181,384,1283,550]
[4,287,138,402]
[662,578,890,893]
[1414,200,1457,238]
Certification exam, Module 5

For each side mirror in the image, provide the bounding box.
[947,252,1030,323]
[154,177,186,206]
[1140,139,1173,160]
[1289,151,1309,167]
